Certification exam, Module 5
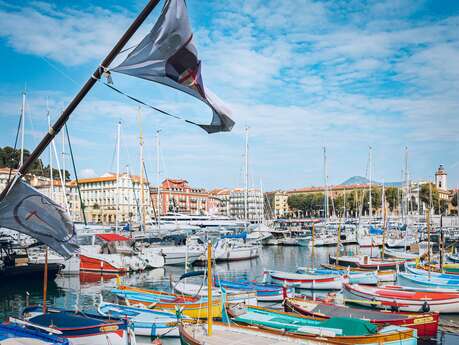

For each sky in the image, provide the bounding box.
[0,0,458,191]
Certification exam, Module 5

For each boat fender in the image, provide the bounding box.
[421,301,430,313]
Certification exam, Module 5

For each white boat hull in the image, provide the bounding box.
[267,270,344,290]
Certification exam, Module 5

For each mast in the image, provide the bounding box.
[61,128,66,205]
[404,146,409,222]
[244,127,249,226]
[207,240,213,336]
[115,121,121,232]
[156,130,161,230]
[20,91,26,167]
[368,146,372,221]
[382,181,386,259]
[323,147,329,222]
[0,0,162,202]
[47,102,54,200]
[138,107,146,231]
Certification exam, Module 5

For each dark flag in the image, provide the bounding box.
[0,179,78,258]
[112,0,234,134]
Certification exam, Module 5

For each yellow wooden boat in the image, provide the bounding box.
[113,285,223,319]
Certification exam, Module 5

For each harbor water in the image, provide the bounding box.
[1,245,458,344]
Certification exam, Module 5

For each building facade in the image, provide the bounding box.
[208,188,231,216]
[150,179,209,215]
[229,188,263,221]
[271,191,290,218]
[71,172,151,225]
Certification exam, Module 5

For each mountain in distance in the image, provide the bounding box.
[341,176,402,187]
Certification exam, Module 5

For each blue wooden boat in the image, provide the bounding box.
[214,279,294,301]
[0,322,69,345]
[98,300,181,337]
[405,263,459,279]
[297,267,378,285]
[399,272,459,289]
[22,306,134,345]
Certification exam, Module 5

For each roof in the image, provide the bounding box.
[288,183,373,194]
[70,173,148,186]
[96,233,130,242]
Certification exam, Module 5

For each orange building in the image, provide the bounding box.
[150,178,209,215]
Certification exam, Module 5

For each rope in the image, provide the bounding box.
[102,82,200,127]
[65,123,87,225]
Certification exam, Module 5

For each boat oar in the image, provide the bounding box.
[343,298,382,306]
[9,317,63,335]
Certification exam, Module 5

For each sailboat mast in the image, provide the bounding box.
[156,130,161,230]
[20,91,26,167]
[323,147,329,221]
[138,108,146,231]
[115,121,121,232]
[47,102,54,200]
[61,129,66,204]
[244,127,249,226]
[404,146,409,222]
[369,146,372,221]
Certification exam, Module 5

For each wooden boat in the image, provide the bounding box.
[329,255,404,270]
[297,267,378,285]
[98,300,180,337]
[179,321,325,345]
[405,263,459,279]
[399,272,459,288]
[382,247,420,261]
[173,281,258,306]
[0,321,69,345]
[113,285,222,319]
[226,304,416,345]
[22,306,134,345]
[214,279,295,301]
[321,263,396,282]
[284,297,439,337]
[266,270,344,290]
[446,253,459,263]
[344,283,459,313]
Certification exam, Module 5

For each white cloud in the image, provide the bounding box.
[79,168,97,178]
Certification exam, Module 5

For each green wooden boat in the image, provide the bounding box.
[227,304,376,337]
[226,304,417,345]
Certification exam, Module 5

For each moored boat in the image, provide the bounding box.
[399,272,459,289]
[179,321,324,345]
[297,267,378,285]
[0,321,69,345]
[226,304,417,345]
[266,269,344,290]
[344,283,459,313]
[329,255,404,270]
[22,306,134,345]
[97,300,180,337]
[112,285,222,319]
[214,279,295,301]
[284,297,439,337]
[321,263,396,282]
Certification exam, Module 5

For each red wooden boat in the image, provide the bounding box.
[284,297,439,337]
[344,283,459,313]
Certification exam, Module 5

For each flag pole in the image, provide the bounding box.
[42,247,48,313]
[0,0,161,202]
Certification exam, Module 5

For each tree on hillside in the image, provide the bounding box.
[0,146,70,179]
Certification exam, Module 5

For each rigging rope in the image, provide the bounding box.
[65,123,87,225]
[102,82,201,127]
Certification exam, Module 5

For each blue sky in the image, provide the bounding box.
[0,0,458,191]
